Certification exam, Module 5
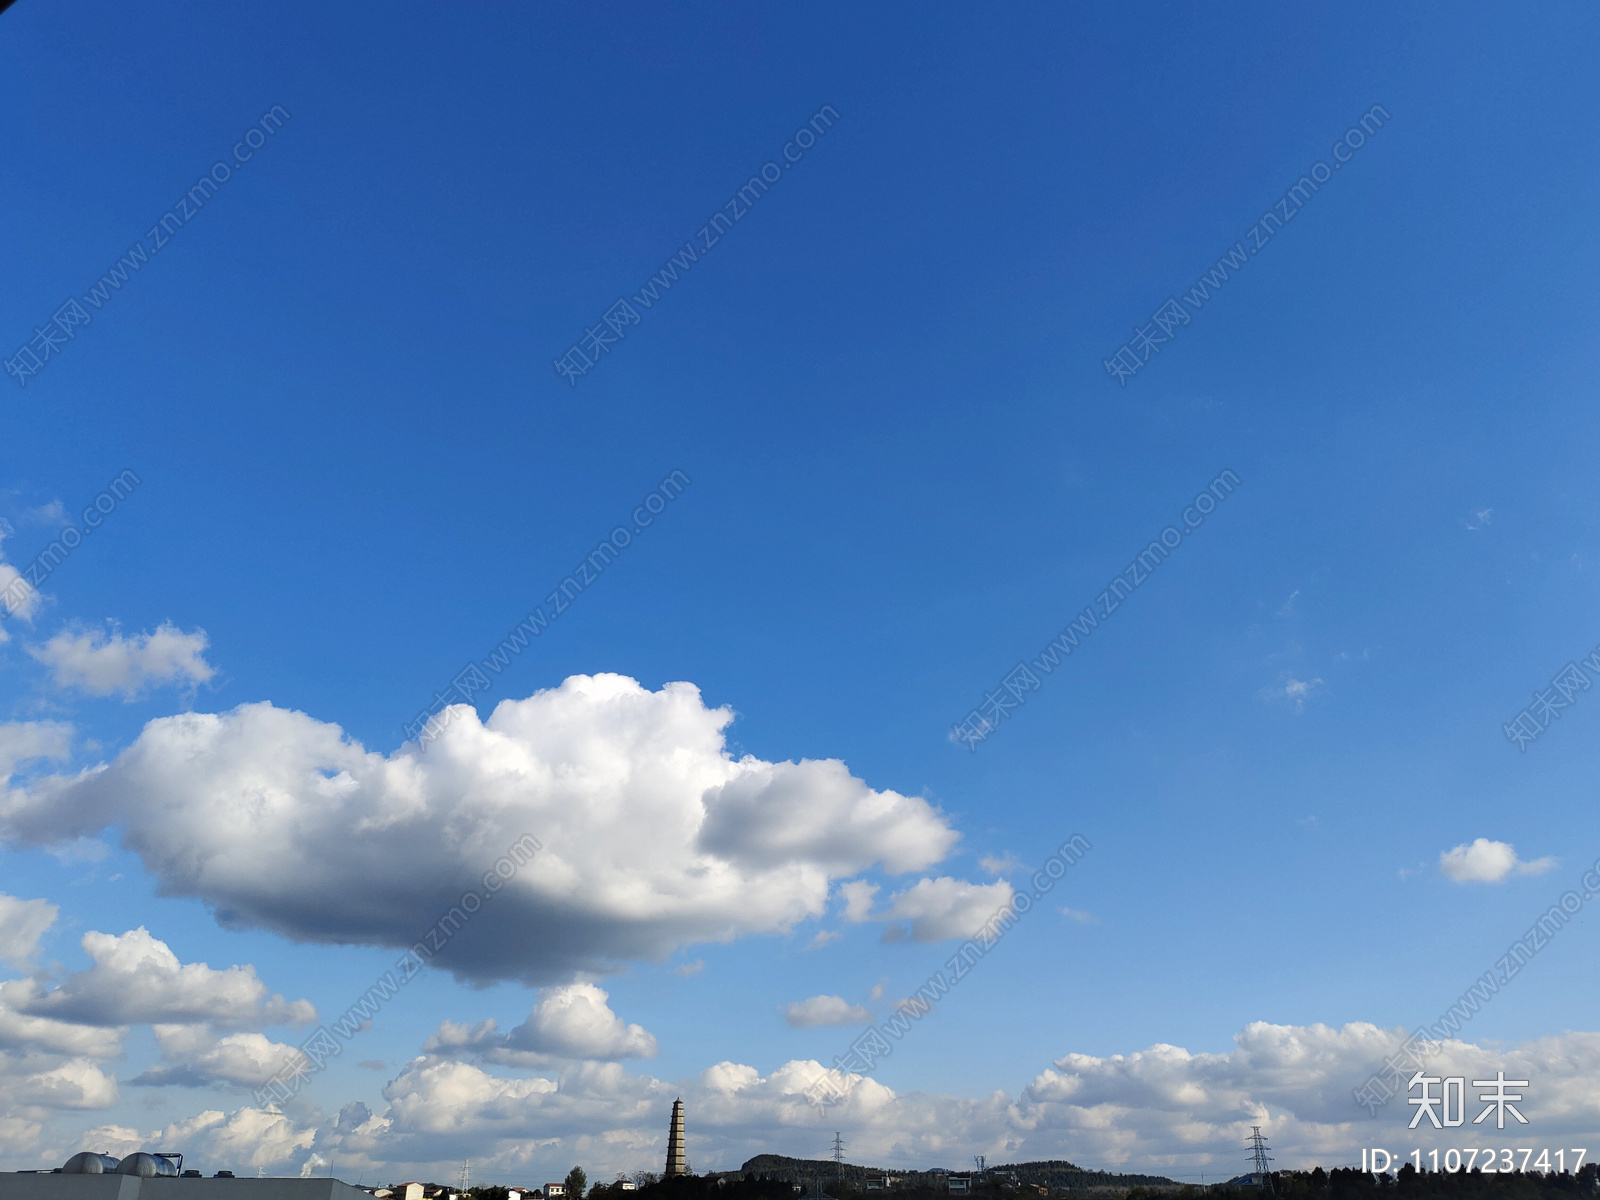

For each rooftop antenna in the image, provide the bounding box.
[832,1133,846,1179]
[1247,1127,1274,1192]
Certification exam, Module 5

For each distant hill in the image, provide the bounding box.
[735,1156,1179,1192]
[737,1156,882,1185]
[985,1163,1180,1191]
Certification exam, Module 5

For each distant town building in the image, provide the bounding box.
[397,1183,425,1200]
[664,1098,688,1177]
[947,1177,972,1195]
[545,1185,567,1198]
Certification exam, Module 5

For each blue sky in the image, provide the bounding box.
[4,0,1600,1184]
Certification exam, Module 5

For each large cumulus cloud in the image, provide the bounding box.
[0,675,968,984]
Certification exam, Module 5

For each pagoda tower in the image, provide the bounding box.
[664,1098,687,1177]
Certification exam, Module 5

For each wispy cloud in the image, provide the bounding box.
[979,852,1023,875]
[1259,675,1325,713]
[782,994,871,1028]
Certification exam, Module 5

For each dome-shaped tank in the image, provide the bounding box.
[116,1153,180,1178]
[62,1153,122,1175]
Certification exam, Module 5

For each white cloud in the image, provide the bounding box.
[1060,907,1097,924]
[698,759,957,875]
[838,881,878,923]
[131,1027,302,1089]
[0,531,42,640]
[28,622,216,698]
[10,927,315,1029]
[0,675,979,984]
[0,893,57,968]
[1439,838,1556,883]
[71,1106,316,1173]
[672,960,704,978]
[227,1024,1600,1182]
[806,930,841,950]
[880,877,1013,943]
[0,917,317,1162]
[0,721,70,785]
[781,995,871,1028]
[424,984,657,1064]
[3,1058,118,1110]
[19,1021,1600,1182]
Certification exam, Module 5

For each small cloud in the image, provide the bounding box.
[1467,509,1493,531]
[672,959,704,978]
[1259,675,1325,714]
[357,1060,387,1071]
[867,978,886,1002]
[1277,590,1300,617]
[29,622,217,699]
[25,501,66,526]
[1334,649,1371,663]
[783,994,872,1028]
[979,853,1022,875]
[807,930,841,950]
[1439,838,1556,884]
[1059,907,1097,924]
[880,924,908,944]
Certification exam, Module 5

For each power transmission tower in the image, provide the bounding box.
[1247,1127,1274,1192]
[973,1158,986,1179]
[460,1161,471,1193]
[832,1132,846,1179]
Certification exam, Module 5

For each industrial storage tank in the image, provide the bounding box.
[114,1154,181,1177]
[61,1154,121,1174]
